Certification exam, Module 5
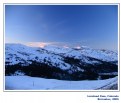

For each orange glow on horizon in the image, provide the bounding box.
[25,42,51,48]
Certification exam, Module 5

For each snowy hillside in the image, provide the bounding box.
[5,43,118,65]
[5,43,118,81]
[5,44,71,70]
[5,76,118,90]
[44,45,117,62]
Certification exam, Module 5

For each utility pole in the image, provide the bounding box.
[33,81,34,87]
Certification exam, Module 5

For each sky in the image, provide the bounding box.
[5,5,118,50]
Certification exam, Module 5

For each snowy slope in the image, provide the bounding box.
[79,47,117,62]
[5,76,118,90]
[5,44,71,70]
[95,76,118,90]
[44,45,118,62]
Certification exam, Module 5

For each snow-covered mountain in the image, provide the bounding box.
[5,43,118,80]
[5,44,71,70]
[44,45,117,62]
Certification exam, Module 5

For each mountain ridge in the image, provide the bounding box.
[5,43,118,80]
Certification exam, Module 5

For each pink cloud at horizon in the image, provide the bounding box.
[25,42,52,48]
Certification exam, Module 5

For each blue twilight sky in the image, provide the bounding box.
[5,5,118,50]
